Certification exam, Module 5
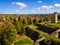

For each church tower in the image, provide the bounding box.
[52,12,58,23]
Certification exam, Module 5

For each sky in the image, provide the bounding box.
[0,0,60,14]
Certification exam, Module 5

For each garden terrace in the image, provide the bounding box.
[26,25,60,44]
[35,24,59,34]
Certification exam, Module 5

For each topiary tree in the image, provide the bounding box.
[22,18,28,26]
[18,16,23,26]
[20,26,26,35]
[27,17,33,25]
[1,22,17,45]
[13,18,21,34]
[38,19,42,23]
[33,18,38,25]
[1,38,12,45]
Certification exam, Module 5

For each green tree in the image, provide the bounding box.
[38,19,42,23]
[33,18,38,25]
[13,19,21,33]
[20,26,26,35]
[18,16,23,26]
[1,22,17,45]
[22,18,28,26]
[27,18,33,25]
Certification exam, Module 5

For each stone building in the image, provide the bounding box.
[52,12,58,23]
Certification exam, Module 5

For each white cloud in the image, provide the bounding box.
[35,7,41,10]
[35,7,41,12]
[15,10,20,12]
[12,2,27,9]
[38,1,42,3]
[54,4,60,7]
[31,7,41,13]
[31,10,36,12]
[41,5,54,9]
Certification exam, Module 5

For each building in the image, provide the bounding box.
[52,12,58,23]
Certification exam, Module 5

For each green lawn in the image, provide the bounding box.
[50,23,60,27]
[14,36,34,45]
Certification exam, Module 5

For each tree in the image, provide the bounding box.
[18,16,23,26]
[20,26,26,35]
[1,22,17,45]
[22,18,28,26]
[13,18,21,33]
[38,19,42,23]
[33,18,38,25]
[27,17,33,25]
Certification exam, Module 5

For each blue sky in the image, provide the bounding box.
[0,0,60,14]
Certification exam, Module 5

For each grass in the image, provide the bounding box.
[49,23,60,27]
[14,36,34,45]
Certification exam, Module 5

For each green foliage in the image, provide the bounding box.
[13,19,21,33]
[18,16,23,26]
[1,22,17,45]
[1,38,12,45]
[14,37,34,45]
[33,18,38,25]
[20,26,26,35]
[38,19,42,23]
[27,18,33,25]
[13,18,26,35]
[22,18,28,26]
[42,33,51,42]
